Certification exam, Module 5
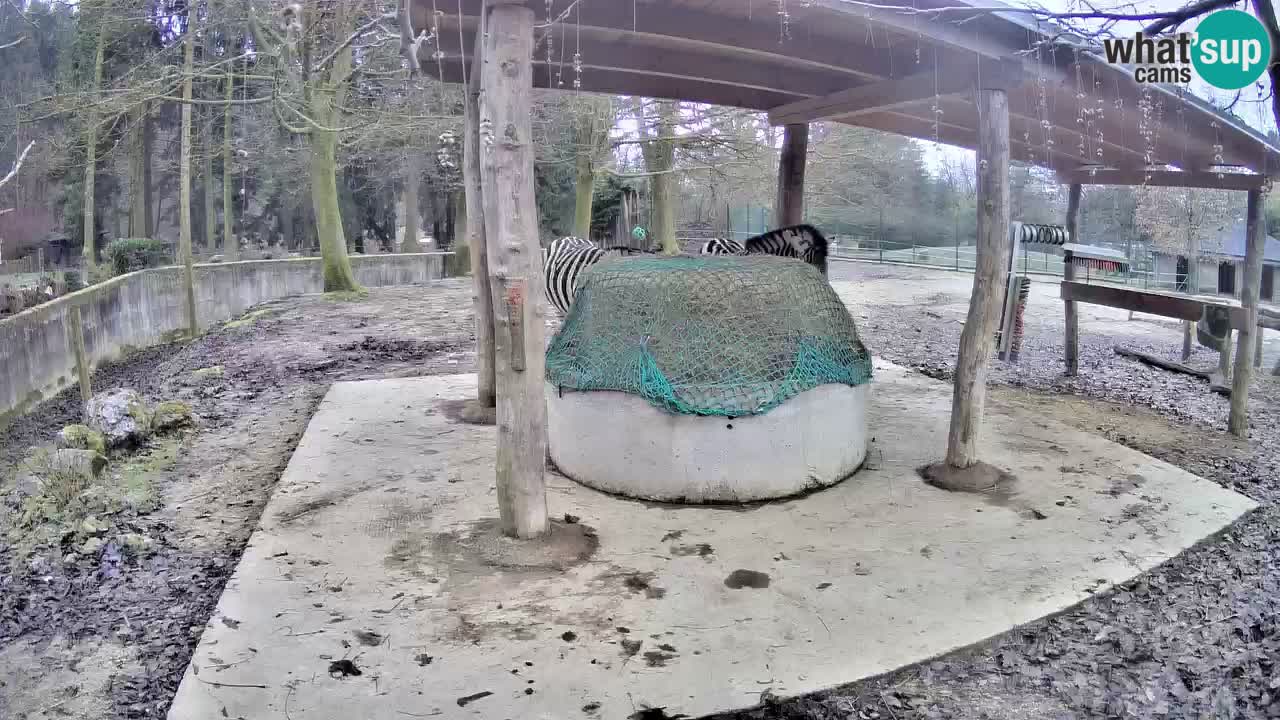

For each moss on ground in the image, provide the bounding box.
[4,435,184,566]
[322,289,370,303]
[224,307,277,328]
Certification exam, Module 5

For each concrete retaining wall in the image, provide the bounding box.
[0,253,452,423]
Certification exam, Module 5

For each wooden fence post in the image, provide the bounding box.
[68,305,92,416]
[479,1,548,538]
[1063,183,1081,375]
[1229,188,1265,437]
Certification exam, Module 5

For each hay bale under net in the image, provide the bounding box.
[545,255,873,417]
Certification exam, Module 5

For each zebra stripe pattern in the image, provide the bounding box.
[542,237,607,316]
[700,237,745,255]
[699,224,829,275]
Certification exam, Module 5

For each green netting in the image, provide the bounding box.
[545,255,873,417]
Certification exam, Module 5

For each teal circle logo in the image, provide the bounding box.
[1191,10,1271,90]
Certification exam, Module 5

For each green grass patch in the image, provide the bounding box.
[3,435,185,565]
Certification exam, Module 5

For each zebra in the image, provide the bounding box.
[541,237,653,315]
[700,237,745,255]
[698,224,829,275]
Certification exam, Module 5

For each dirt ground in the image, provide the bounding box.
[1,264,1278,719]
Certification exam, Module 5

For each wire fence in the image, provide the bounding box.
[676,232,1195,292]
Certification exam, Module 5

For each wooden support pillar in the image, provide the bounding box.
[944,87,1010,470]
[1218,329,1233,378]
[462,6,496,417]
[774,123,808,227]
[1063,183,1082,375]
[1229,188,1266,437]
[479,1,549,538]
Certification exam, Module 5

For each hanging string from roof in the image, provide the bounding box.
[572,0,582,89]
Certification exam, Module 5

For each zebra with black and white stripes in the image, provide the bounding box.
[542,237,606,316]
[541,237,654,315]
[698,224,829,275]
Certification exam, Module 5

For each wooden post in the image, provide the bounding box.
[1218,329,1232,379]
[479,1,548,538]
[1063,183,1082,375]
[944,87,1011,470]
[774,123,808,227]
[68,305,92,416]
[1256,328,1264,369]
[462,8,496,417]
[1229,188,1266,437]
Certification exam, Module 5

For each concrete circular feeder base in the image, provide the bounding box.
[545,382,870,503]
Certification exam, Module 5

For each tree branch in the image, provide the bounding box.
[0,35,26,51]
[1252,0,1280,131]
[315,12,397,72]
[0,140,35,192]
[1143,0,1242,34]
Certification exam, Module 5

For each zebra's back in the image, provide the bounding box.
[700,238,745,255]
[543,237,606,315]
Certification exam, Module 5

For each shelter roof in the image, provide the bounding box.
[406,0,1280,185]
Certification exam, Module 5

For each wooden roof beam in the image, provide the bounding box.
[425,0,919,83]
[1056,168,1269,191]
[768,57,1022,126]
[849,109,1088,172]
[426,56,806,110]
[432,21,862,99]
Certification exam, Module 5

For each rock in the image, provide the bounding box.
[80,516,109,536]
[119,532,155,554]
[11,471,43,501]
[191,366,224,382]
[78,536,105,555]
[152,400,194,432]
[57,424,107,454]
[209,255,224,263]
[52,448,108,478]
[87,389,154,447]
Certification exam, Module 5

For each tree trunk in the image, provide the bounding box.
[1229,189,1266,436]
[223,68,238,260]
[308,39,360,292]
[774,123,808,227]
[82,24,107,271]
[281,200,295,250]
[143,105,154,238]
[945,88,1010,470]
[572,148,593,239]
[446,190,470,275]
[633,98,680,254]
[401,152,422,252]
[179,28,198,337]
[480,3,548,538]
[203,113,217,254]
[464,55,496,409]
[129,105,148,237]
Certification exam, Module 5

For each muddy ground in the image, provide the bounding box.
[0,282,477,720]
[1,264,1278,719]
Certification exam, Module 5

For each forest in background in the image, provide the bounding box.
[1,0,1279,288]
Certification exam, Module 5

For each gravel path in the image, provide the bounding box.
[716,262,1280,720]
